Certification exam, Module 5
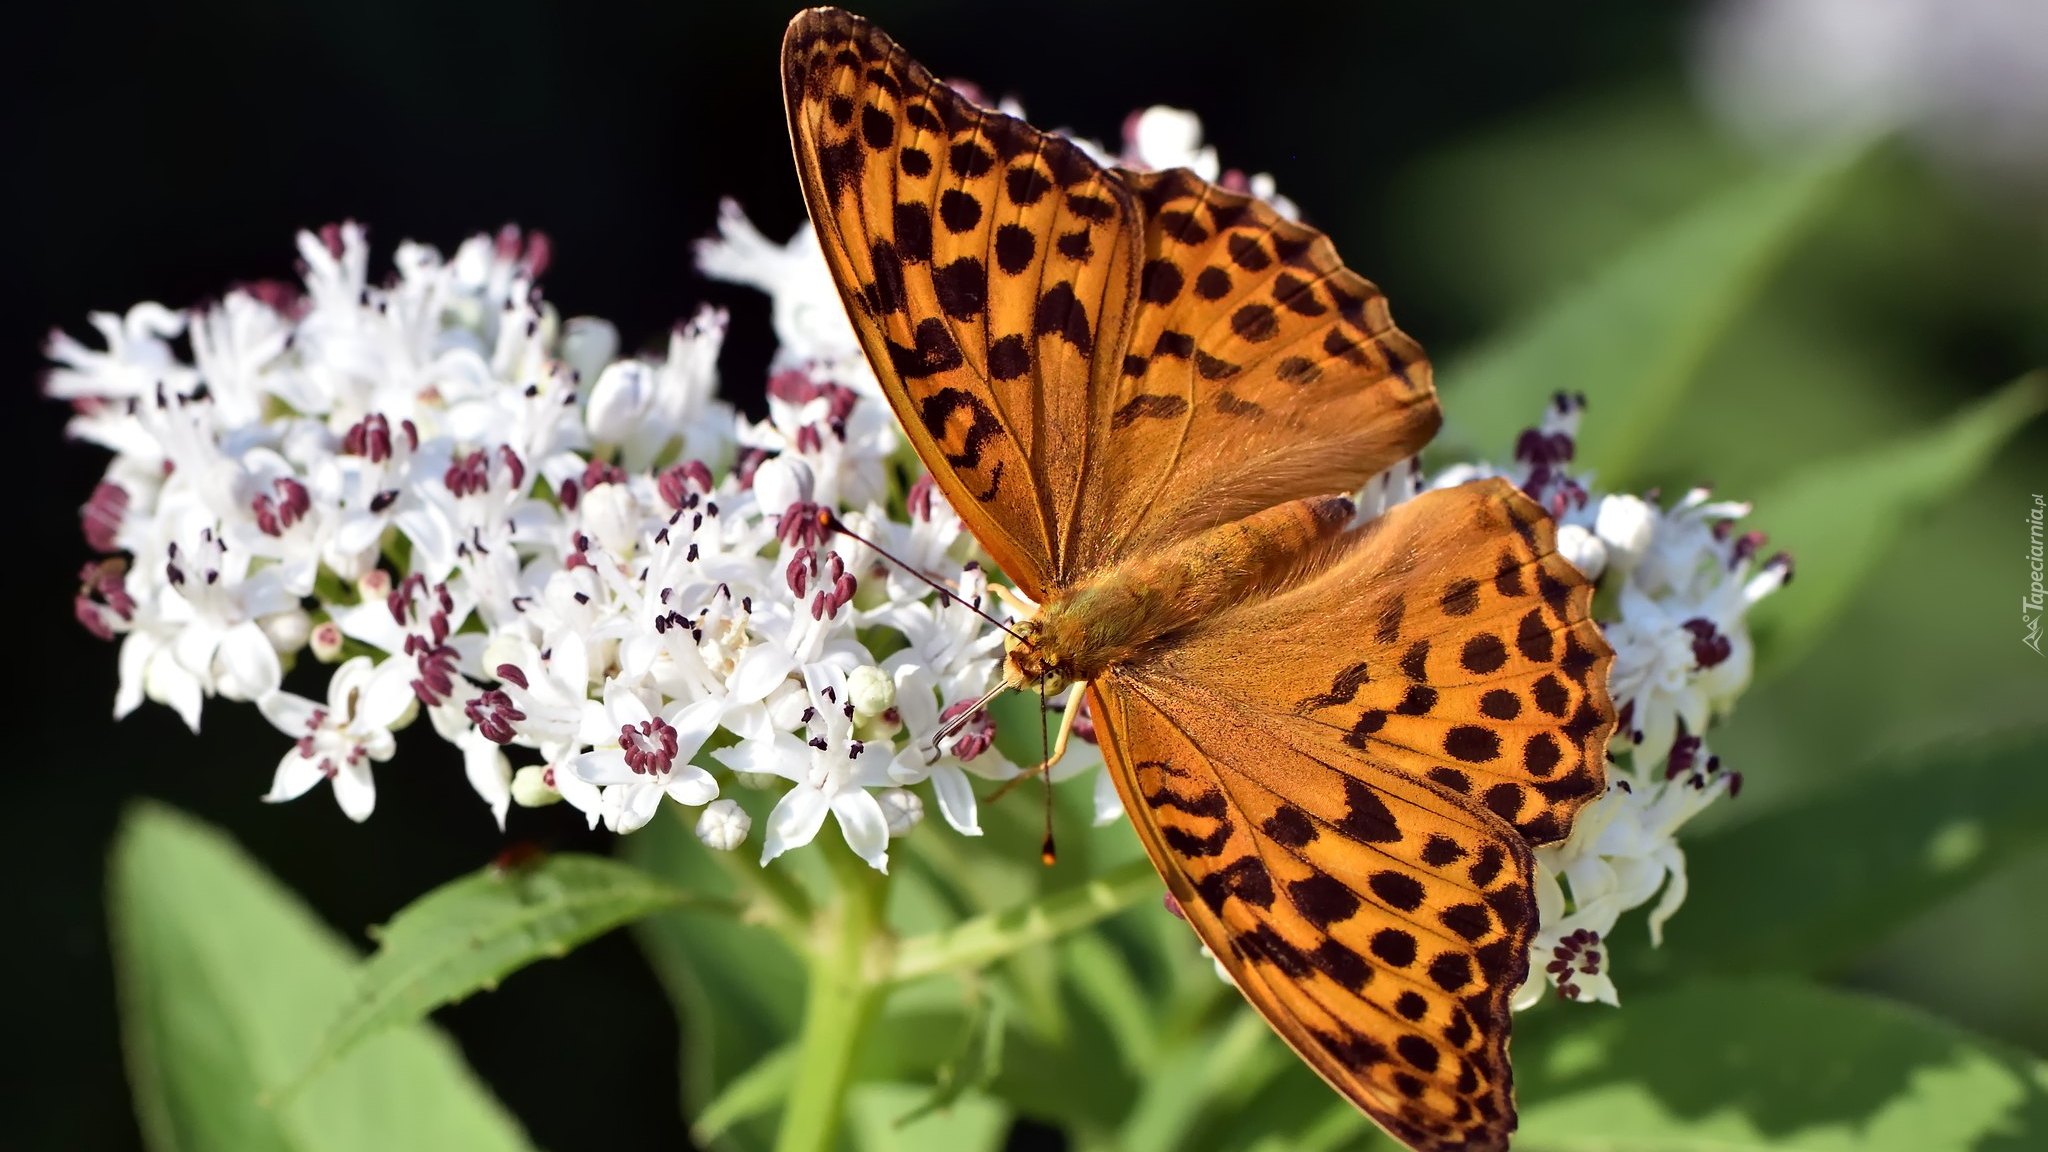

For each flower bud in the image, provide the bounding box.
[511,764,562,808]
[847,665,895,721]
[1594,495,1655,576]
[1555,524,1609,581]
[309,620,346,663]
[695,798,751,851]
[878,788,924,836]
[260,608,312,655]
[358,568,393,602]
[558,316,619,389]
[577,482,642,557]
[585,359,654,445]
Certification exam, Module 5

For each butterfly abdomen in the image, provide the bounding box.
[1017,495,1355,686]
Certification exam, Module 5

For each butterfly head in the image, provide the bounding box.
[1001,620,1074,698]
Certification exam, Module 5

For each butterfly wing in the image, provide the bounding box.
[1070,169,1437,572]
[784,9,1437,595]
[1090,480,1615,1152]
[784,8,1139,598]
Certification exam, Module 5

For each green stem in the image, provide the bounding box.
[773,828,890,1152]
[891,857,1159,983]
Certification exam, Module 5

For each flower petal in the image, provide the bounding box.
[263,751,327,804]
[760,785,831,865]
[664,765,719,807]
[571,748,635,785]
[331,761,377,823]
[831,789,892,873]
[928,765,981,836]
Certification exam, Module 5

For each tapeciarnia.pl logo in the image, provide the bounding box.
[2027,493,2045,656]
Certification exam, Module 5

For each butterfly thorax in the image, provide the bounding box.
[1004,494,1357,692]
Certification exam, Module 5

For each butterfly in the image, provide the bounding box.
[782,9,1615,1151]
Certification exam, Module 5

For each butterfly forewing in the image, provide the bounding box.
[784,8,1139,598]
[786,9,1440,592]
[1074,170,1439,569]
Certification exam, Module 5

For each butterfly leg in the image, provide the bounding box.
[986,684,1086,802]
[989,582,1038,618]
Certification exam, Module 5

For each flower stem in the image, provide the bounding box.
[773,828,889,1152]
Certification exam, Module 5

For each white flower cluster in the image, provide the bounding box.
[50,105,1786,1008]
[1436,396,1792,1006]
[51,221,1021,871]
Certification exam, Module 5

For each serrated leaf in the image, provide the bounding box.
[108,802,534,1152]
[1438,144,1865,482]
[1634,730,2048,986]
[280,850,712,1096]
[1513,979,2048,1151]
[1746,371,2048,679]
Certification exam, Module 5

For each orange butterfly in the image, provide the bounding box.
[783,10,1615,1150]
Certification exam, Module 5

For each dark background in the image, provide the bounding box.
[13,2,2043,1150]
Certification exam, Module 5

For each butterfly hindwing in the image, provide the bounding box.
[1154,479,1617,846]
[1089,674,1526,1152]
[1091,480,1615,1151]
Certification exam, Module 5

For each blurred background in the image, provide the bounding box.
[12,0,2044,1148]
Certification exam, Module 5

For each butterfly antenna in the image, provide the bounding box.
[816,510,1025,642]
[1038,680,1057,866]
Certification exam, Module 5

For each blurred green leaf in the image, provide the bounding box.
[1438,144,1864,481]
[1513,979,2048,1151]
[1636,729,2048,986]
[624,804,806,1152]
[283,851,716,1096]
[108,802,533,1152]
[1121,1010,1292,1152]
[846,1082,1009,1152]
[691,1043,795,1145]
[1747,371,2048,679]
[890,994,1007,1128]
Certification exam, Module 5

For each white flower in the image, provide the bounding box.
[696,798,752,851]
[713,663,896,872]
[569,679,722,834]
[886,664,1019,837]
[258,656,415,821]
[695,199,872,392]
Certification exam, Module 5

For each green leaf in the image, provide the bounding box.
[1746,371,2048,679]
[1438,144,1865,481]
[1513,979,2048,1151]
[623,804,806,1151]
[1635,729,2048,986]
[281,851,715,1096]
[108,802,534,1152]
